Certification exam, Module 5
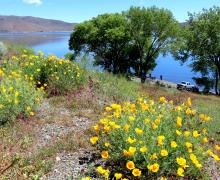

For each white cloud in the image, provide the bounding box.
[22,0,42,5]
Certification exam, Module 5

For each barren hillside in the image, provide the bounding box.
[0,15,75,32]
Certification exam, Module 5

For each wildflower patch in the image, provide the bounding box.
[90,97,220,179]
[0,50,84,124]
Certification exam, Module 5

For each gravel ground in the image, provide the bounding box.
[36,123,73,148]
[43,150,103,180]
[71,116,92,131]
[33,99,96,179]
[205,157,220,180]
[36,118,94,179]
[43,151,88,180]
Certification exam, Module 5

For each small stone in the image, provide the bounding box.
[45,135,51,140]
[23,173,27,178]
[56,156,61,162]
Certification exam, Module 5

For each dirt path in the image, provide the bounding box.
[33,100,96,179]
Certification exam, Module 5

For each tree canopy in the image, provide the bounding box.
[125,7,179,82]
[69,7,180,82]
[174,7,220,94]
[69,13,131,74]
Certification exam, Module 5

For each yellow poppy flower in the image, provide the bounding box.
[126,161,135,170]
[147,163,160,173]
[132,168,141,177]
[140,146,147,153]
[101,151,109,159]
[90,136,98,144]
[170,141,177,148]
[114,173,122,180]
[177,167,184,177]
[161,149,168,157]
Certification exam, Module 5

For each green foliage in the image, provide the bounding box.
[69,13,131,74]
[75,53,99,71]
[195,99,220,141]
[193,77,214,94]
[0,48,85,124]
[5,52,85,95]
[91,97,218,179]
[174,7,220,95]
[69,7,179,82]
[5,43,35,58]
[126,7,179,82]
[64,52,74,61]
[0,75,43,124]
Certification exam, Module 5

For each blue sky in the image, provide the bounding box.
[1,0,220,23]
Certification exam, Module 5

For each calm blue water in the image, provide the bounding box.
[32,34,71,58]
[152,54,199,84]
[0,32,198,84]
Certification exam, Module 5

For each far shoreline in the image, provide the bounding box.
[0,31,72,33]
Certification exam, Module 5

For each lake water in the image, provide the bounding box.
[0,32,198,84]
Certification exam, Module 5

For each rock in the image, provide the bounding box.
[56,156,61,162]
[45,135,51,140]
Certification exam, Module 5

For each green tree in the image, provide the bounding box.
[69,13,131,74]
[174,7,220,95]
[69,7,179,82]
[125,7,179,82]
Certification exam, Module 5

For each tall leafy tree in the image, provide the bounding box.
[174,7,220,95]
[69,7,179,82]
[69,13,131,74]
[125,7,179,82]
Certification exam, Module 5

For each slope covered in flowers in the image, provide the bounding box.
[1,48,220,179]
[90,97,220,179]
[0,50,84,124]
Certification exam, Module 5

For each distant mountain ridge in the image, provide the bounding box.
[0,15,75,32]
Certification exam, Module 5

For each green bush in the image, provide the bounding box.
[0,48,86,125]
[4,52,85,95]
[0,74,43,124]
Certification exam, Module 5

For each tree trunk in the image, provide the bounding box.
[112,56,119,74]
[217,64,220,95]
[141,70,147,83]
[214,69,219,95]
[139,59,147,83]
[112,63,117,74]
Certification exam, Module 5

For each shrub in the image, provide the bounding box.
[4,51,85,95]
[0,49,85,124]
[90,97,220,179]
[0,72,43,124]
